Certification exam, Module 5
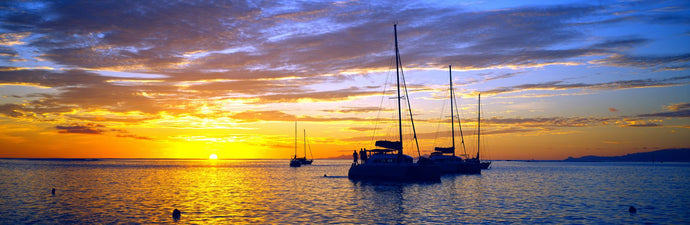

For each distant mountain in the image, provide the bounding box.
[564,148,690,162]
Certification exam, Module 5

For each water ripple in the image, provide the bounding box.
[0,160,688,224]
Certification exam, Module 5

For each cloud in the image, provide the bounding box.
[0,68,106,87]
[483,116,617,127]
[116,134,154,140]
[54,122,154,140]
[0,1,684,93]
[0,104,24,118]
[55,123,106,134]
[638,110,690,118]
[665,103,690,111]
[636,102,690,118]
[323,107,391,114]
[615,119,662,127]
[589,38,648,50]
[592,53,690,70]
[484,71,525,81]
[609,107,619,112]
[0,32,29,46]
[0,47,19,60]
[248,86,381,104]
[1,1,679,78]
[482,75,690,95]
[0,0,687,142]
[229,110,382,123]
[347,127,381,132]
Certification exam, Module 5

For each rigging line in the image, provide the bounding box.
[432,99,447,149]
[398,55,421,157]
[370,54,395,146]
[479,96,488,160]
[453,89,468,156]
[306,132,314,160]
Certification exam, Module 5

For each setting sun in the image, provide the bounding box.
[209,154,218,160]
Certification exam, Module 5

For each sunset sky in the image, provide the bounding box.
[1,0,688,160]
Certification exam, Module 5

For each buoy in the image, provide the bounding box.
[172,209,181,220]
[51,188,55,196]
[628,206,637,213]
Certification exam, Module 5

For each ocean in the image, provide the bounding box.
[0,159,688,224]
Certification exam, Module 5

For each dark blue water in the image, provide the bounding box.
[0,159,688,224]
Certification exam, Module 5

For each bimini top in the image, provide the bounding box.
[434,147,454,154]
[367,152,414,164]
[429,153,463,161]
[375,140,402,150]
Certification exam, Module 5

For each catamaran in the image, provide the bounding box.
[429,65,481,174]
[348,24,440,182]
[296,129,314,165]
[465,93,491,169]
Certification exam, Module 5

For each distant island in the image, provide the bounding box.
[564,148,690,162]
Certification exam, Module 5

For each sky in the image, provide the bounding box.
[0,0,688,160]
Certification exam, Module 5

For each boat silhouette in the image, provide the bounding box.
[429,65,481,174]
[348,24,441,182]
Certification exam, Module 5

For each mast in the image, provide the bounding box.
[401,53,421,157]
[476,94,481,160]
[294,121,297,158]
[394,24,403,159]
[303,129,306,158]
[449,65,455,156]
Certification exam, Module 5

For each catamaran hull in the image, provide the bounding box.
[348,164,441,182]
[431,161,482,174]
[458,162,481,174]
[480,162,491,169]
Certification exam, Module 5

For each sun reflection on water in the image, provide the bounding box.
[1,160,688,224]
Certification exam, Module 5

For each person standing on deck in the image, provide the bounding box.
[353,150,359,165]
[360,149,367,163]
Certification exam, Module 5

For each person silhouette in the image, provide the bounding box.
[360,149,367,163]
[353,150,359,165]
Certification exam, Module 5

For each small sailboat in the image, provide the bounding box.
[289,156,301,167]
[348,24,441,182]
[466,94,491,169]
[289,122,314,167]
[429,65,481,174]
[289,122,303,167]
[296,129,314,165]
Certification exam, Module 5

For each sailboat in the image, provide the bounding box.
[289,122,313,167]
[289,156,301,167]
[348,24,441,182]
[429,65,481,174]
[296,129,314,165]
[465,94,491,169]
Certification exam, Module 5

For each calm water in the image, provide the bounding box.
[0,159,688,224]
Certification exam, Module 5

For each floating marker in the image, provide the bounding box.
[172,208,181,220]
[629,206,637,213]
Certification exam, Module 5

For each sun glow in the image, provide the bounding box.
[209,154,218,160]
